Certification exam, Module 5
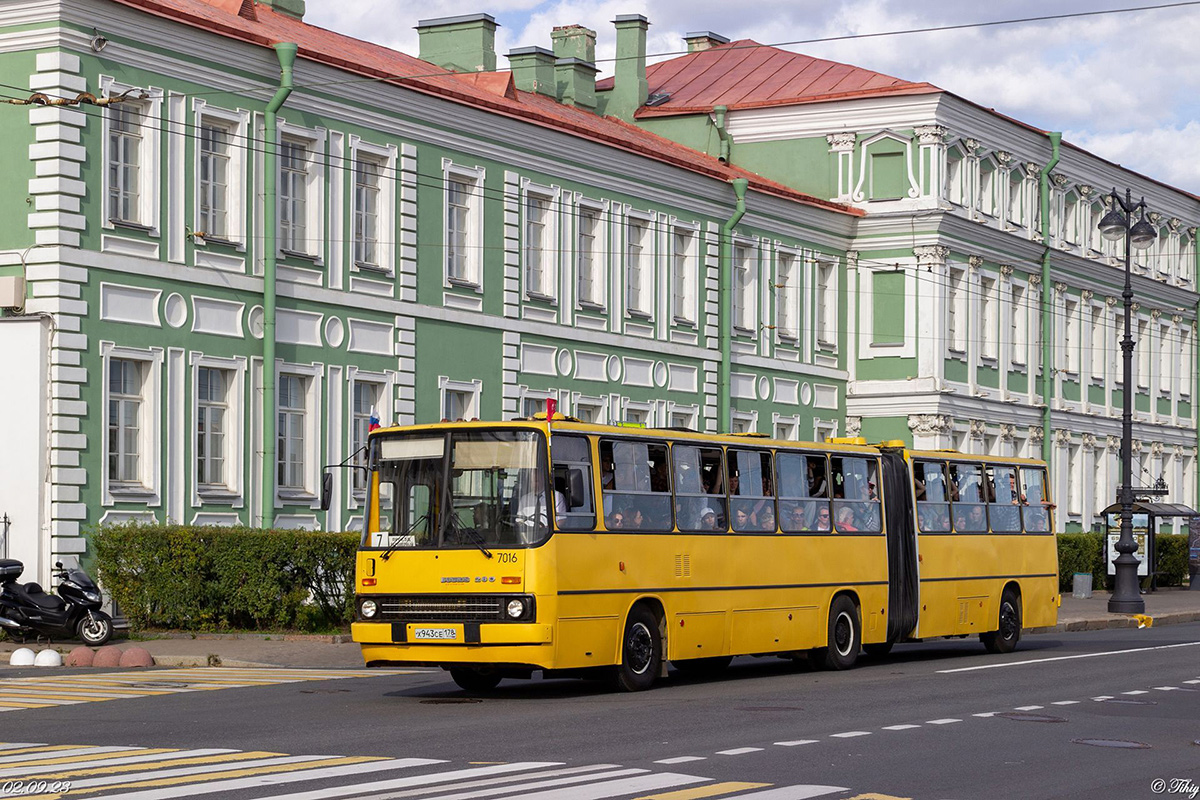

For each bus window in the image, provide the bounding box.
[987,465,1022,532]
[673,444,725,531]
[372,435,443,548]
[551,434,595,530]
[1021,467,1051,532]
[777,452,831,532]
[600,439,672,531]
[830,456,881,532]
[914,461,951,532]
[728,450,774,532]
[949,463,988,532]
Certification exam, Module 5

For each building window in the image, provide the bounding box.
[732,243,755,331]
[1062,297,1078,373]
[1160,324,1172,393]
[1011,283,1027,365]
[353,156,382,267]
[624,405,650,426]
[198,121,232,240]
[945,146,965,206]
[626,217,649,316]
[1007,169,1025,227]
[196,367,228,487]
[445,169,482,286]
[1063,191,1080,245]
[1089,307,1104,381]
[1113,314,1125,386]
[670,406,698,430]
[1181,327,1193,397]
[351,382,379,493]
[278,374,307,491]
[1137,318,1150,388]
[440,377,481,421]
[108,358,143,484]
[814,419,837,442]
[816,259,837,349]
[978,158,997,217]
[672,227,695,323]
[279,139,309,254]
[730,411,756,434]
[776,251,798,340]
[574,398,604,424]
[774,417,799,440]
[107,102,146,225]
[577,206,602,307]
[947,267,966,352]
[980,276,998,360]
[524,193,552,298]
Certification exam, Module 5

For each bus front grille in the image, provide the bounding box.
[377,595,507,622]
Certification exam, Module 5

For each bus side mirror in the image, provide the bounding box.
[320,471,333,511]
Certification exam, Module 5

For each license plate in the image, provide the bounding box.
[412,627,458,641]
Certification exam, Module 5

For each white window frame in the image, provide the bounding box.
[349,137,397,275]
[192,101,249,248]
[276,120,326,262]
[775,247,800,342]
[1159,323,1172,394]
[443,160,485,290]
[190,353,246,507]
[772,413,800,440]
[730,410,758,434]
[100,76,162,235]
[347,368,393,502]
[977,156,997,217]
[625,212,652,318]
[945,144,965,206]
[815,257,838,350]
[100,342,164,507]
[1006,168,1026,228]
[572,394,607,424]
[814,418,838,442]
[519,386,555,420]
[732,238,756,333]
[980,275,998,361]
[275,362,323,506]
[623,399,653,426]
[575,200,606,309]
[668,402,699,430]
[522,181,559,301]
[1180,325,1193,399]
[439,376,482,421]
[671,222,699,325]
[1089,305,1105,382]
[947,267,967,353]
[1011,281,1028,366]
[1061,297,1079,374]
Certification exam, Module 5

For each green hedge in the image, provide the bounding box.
[92,523,359,632]
[1057,532,1190,591]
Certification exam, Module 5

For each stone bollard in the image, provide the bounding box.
[92,646,122,668]
[118,647,154,668]
[65,647,94,667]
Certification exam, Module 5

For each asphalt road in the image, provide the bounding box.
[3,624,1200,800]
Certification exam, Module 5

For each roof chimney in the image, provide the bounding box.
[607,14,649,121]
[507,46,556,96]
[683,31,730,53]
[551,25,598,110]
[417,14,498,73]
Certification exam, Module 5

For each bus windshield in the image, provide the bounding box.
[368,429,551,550]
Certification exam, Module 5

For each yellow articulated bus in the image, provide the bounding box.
[339,416,1059,692]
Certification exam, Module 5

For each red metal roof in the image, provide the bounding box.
[106,0,861,216]
[595,39,939,117]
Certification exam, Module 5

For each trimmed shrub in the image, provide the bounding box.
[1056,532,1190,591]
[92,523,359,632]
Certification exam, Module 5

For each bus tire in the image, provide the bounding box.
[812,595,861,671]
[614,606,662,692]
[981,589,1022,654]
[672,655,732,676]
[450,668,502,693]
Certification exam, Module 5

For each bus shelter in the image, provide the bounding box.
[1101,502,1197,591]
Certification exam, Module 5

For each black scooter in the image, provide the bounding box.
[0,559,112,645]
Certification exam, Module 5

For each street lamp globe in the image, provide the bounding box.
[1129,219,1157,250]
[1098,208,1127,241]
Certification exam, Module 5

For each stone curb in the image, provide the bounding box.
[151,655,278,668]
[1024,609,1200,635]
[135,632,353,644]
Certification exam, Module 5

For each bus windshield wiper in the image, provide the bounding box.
[380,513,429,562]
[448,515,493,559]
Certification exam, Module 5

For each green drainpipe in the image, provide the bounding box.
[1038,131,1061,465]
[262,42,297,529]
[713,105,731,164]
[718,178,749,432]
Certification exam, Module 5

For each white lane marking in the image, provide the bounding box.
[79,758,446,800]
[774,740,819,747]
[938,640,1200,673]
[0,748,236,779]
[0,743,44,751]
[329,765,623,800]
[716,747,763,756]
[926,719,962,725]
[882,724,920,731]
[1185,679,1200,685]
[972,712,999,718]
[1154,686,1180,691]
[250,763,562,800]
[652,756,706,764]
[829,731,871,738]
[399,768,650,800]
[1051,701,1081,706]
[0,746,136,765]
[1123,690,1148,695]
[1092,696,1114,701]
[725,786,849,799]
[1013,705,1044,711]
[467,772,709,800]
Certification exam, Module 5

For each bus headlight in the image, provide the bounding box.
[506,599,525,619]
[360,599,378,619]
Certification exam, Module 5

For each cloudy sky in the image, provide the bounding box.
[307,1,1200,193]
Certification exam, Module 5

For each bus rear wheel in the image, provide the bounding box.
[810,595,861,671]
[981,589,1022,654]
[449,667,502,693]
[614,606,661,692]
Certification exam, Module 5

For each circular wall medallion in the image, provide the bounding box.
[557,349,573,377]
[606,355,622,382]
[163,293,187,329]
[247,305,265,339]
[654,361,668,388]
[800,382,813,407]
[758,376,770,401]
[324,316,345,349]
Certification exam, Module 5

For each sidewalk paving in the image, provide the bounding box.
[1,587,1197,669]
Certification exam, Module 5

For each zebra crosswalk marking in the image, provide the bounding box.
[305,764,628,800]
[634,782,772,800]
[493,772,710,800]
[1,749,177,770]
[0,749,258,780]
[0,746,136,765]
[251,762,566,800]
[727,787,848,799]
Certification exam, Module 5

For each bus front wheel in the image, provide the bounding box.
[810,595,861,671]
[614,606,662,692]
[981,589,1022,654]
[450,668,502,693]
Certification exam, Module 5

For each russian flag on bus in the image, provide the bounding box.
[368,408,380,432]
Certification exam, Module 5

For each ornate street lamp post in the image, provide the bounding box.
[1098,188,1157,614]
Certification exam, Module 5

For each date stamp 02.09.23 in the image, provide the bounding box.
[1,780,72,796]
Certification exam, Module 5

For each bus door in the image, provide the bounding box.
[880,450,918,642]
